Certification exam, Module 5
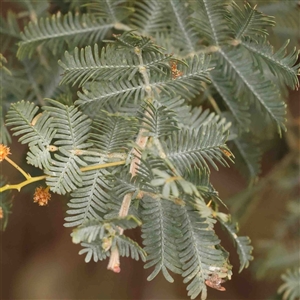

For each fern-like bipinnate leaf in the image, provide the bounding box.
[87,0,134,23]
[178,199,229,300]
[77,228,146,263]
[59,44,140,87]
[78,235,146,263]
[218,217,254,272]
[182,106,231,133]
[46,149,84,194]
[278,268,300,300]
[164,124,232,173]
[65,112,137,227]
[6,101,56,169]
[76,77,146,110]
[76,53,211,109]
[140,102,178,138]
[249,0,300,46]
[73,33,212,110]
[241,37,300,90]
[183,169,225,207]
[131,0,169,35]
[113,173,144,202]
[210,73,251,132]
[71,216,141,244]
[43,99,92,150]
[17,12,113,59]
[26,143,52,170]
[89,111,138,155]
[218,47,286,134]
[79,242,110,263]
[141,195,182,283]
[167,0,199,55]
[157,97,230,135]
[109,31,164,53]
[25,112,57,169]
[231,1,275,40]
[156,95,192,125]
[6,101,40,142]
[151,55,211,101]
[43,99,92,194]
[115,235,147,262]
[73,208,146,263]
[64,169,111,227]
[192,0,233,46]
[190,0,288,136]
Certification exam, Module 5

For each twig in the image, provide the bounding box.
[107,46,153,272]
[0,175,47,192]
[0,160,126,193]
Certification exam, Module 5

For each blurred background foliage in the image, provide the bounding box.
[0,0,299,299]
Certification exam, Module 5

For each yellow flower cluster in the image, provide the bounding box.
[0,144,11,162]
[0,206,3,219]
[33,186,51,206]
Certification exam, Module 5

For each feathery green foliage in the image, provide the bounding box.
[164,125,232,172]
[71,216,142,244]
[86,0,134,22]
[17,12,113,59]
[278,268,300,300]
[64,168,111,227]
[192,0,233,46]
[246,0,300,47]
[218,216,254,272]
[141,195,182,283]
[59,43,141,87]
[231,1,275,39]
[1,1,299,299]
[131,0,169,36]
[178,198,231,300]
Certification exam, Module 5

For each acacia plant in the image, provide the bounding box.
[0,1,299,299]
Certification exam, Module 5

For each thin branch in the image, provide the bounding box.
[0,175,47,192]
[205,88,222,115]
[80,160,126,172]
[107,46,154,272]
[0,160,126,193]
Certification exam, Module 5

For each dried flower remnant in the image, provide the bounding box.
[0,144,11,162]
[170,61,183,79]
[33,186,51,206]
[107,247,121,273]
[220,147,232,158]
[0,206,3,219]
[205,273,226,291]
